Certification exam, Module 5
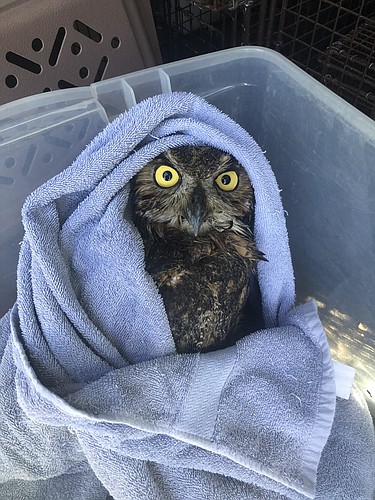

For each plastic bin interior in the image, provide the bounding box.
[1,47,374,417]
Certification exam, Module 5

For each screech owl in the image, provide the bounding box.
[130,146,265,353]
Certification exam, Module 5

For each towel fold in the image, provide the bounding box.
[0,92,374,499]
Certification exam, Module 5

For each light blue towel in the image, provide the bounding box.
[0,92,374,499]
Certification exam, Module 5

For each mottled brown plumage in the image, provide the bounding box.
[130,146,265,353]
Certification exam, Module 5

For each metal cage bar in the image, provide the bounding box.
[277,0,375,118]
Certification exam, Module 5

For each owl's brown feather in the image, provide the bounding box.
[130,146,265,353]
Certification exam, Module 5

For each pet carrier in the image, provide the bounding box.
[1,0,161,105]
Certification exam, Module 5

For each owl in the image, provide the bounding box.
[130,146,265,353]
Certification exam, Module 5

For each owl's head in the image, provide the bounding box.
[131,146,255,239]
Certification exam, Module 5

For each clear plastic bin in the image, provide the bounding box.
[1,47,374,417]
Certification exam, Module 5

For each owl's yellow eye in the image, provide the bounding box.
[215,171,239,192]
[154,165,180,188]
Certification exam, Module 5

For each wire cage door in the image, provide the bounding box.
[277,0,375,118]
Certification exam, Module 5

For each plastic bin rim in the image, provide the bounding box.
[0,87,96,122]
[99,46,375,137]
[96,46,375,140]
[159,47,375,136]
[1,46,375,139]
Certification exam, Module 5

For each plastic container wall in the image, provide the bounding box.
[0,88,108,315]
[1,47,374,417]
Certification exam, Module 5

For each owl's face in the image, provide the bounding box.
[131,146,254,238]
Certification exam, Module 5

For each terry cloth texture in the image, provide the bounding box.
[0,92,374,500]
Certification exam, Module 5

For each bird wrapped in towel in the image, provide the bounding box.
[131,145,265,353]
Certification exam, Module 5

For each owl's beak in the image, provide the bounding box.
[185,186,207,237]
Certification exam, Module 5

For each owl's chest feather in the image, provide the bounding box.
[142,232,254,353]
[144,231,252,280]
